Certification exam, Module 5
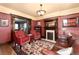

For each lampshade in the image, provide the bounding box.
[36,4,46,16]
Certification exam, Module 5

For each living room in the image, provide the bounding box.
[0,2,79,55]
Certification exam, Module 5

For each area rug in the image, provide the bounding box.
[21,40,55,55]
[12,44,27,55]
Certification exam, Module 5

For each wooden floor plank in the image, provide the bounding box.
[0,43,16,55]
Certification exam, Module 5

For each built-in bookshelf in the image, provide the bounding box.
[44,17,58,40]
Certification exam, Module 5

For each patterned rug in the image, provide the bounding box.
[22,40,55,55]
[12,44,27,55]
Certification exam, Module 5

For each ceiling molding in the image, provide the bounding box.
[34,6,79,20]
[0,5,36,20]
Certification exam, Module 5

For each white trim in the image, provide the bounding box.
[42,39,56,43]
[46,30,56,42]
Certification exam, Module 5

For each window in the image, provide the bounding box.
[14,23,18,30]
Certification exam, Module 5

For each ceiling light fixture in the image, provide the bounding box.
[36,4,46,16]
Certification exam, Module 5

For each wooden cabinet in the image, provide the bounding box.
[34,20,45,38]
[31,20,42,40]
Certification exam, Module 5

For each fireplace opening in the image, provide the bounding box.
[47,32,53,40]
[46,30,56,42]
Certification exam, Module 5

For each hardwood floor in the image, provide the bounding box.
[0,43,16,55]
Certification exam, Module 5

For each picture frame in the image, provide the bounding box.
[0,19,9,27]
[62,17,78,27]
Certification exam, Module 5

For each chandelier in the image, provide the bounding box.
[36,4,46,16]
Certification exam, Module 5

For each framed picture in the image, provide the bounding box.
[0,19,9,27]
[62,18,78,27]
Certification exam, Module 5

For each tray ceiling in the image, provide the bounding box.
[0,3,79,17]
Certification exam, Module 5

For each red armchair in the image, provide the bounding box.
[14,30,29,49]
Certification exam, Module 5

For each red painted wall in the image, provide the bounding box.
[0,12,12,44]
[58,13,79,36]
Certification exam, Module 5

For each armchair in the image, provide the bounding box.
[14,30,29,49]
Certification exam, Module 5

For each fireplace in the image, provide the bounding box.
[46,30,56,42]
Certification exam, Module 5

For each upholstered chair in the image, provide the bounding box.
[14,30,29,49]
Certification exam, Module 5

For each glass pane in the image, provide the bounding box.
[15,24,18,29]
[47,32,53,40]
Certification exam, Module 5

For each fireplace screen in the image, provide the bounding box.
[46,30,55,42]
[47,32,53,40]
